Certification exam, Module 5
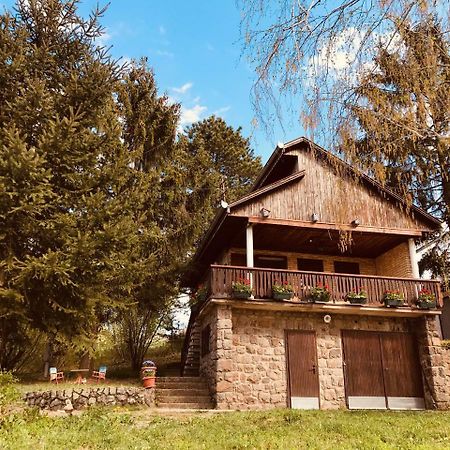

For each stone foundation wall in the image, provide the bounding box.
[202,304,450,411]
[199,305,219,400]
[418,317,450,409]
[24,387,155,411]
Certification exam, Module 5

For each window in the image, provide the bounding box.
[334,261,360,274]
[230,253,246,266]
[297,258,324,272]
[201,324,211,356]
[254,255,287,269]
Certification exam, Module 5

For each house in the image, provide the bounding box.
[181,136,449,411]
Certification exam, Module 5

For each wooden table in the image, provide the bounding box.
[70,368,90,384]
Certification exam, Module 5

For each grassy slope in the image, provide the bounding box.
[1,409,450,450]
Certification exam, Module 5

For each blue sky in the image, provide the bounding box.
[1,0,304,162]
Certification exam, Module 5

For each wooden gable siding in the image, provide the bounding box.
[231,149,430,231]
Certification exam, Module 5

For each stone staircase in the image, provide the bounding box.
[155,377,214,409]
[182,323,200,376]
[182,338,200,376]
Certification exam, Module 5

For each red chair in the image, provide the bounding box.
[91,366,107,382]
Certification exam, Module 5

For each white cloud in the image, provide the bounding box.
[97,30,112,46]
[159,25,166,35]
[172,82,193,95]
[180,104,207,127]
[213,106,231,117]
[156,49,174,58]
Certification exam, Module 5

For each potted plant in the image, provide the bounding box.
[272,280,294,300]
[232,278,252,299]
[383,290,405,307]
[141,360,157,389]
[309,283,331,303]
[415,289,436,309]
[345,289,367,305]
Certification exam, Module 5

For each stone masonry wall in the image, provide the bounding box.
[417,316,450,409]
[213,307,428,410]
[199,305,219,401]
[375,242,413,278]
[24,387,155,412]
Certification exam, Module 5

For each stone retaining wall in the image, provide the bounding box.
[24,386,155,412]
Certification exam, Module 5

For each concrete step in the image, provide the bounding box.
[156,402,213,409]
[156,395,212,403]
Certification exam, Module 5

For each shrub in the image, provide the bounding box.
[0,372,20,410]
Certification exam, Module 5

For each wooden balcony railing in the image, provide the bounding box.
[209,265,443,308]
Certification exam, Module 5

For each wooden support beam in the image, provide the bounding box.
[243,216,424,237]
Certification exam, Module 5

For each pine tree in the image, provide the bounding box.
[340,17,449,284]
[180,116,262,236]
[0,0,139,368]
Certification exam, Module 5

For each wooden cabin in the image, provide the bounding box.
[182,136,448,411]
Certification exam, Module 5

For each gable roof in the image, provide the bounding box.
[253,136,441,227]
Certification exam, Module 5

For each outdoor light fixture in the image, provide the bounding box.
[323,314,332,324]
[351,219,360,227]
[311,212,319,223]
[260,208,271,218]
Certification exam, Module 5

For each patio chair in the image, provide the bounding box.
[91,366,107,382]
[49,367,64,384]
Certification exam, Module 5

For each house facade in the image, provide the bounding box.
[182,137,449,411]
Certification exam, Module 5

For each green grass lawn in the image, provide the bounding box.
[1,408,450,449]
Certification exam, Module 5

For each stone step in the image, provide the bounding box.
[157,382,204,390]
[156,402,213,409]
[157,377,202,382]
[156,388,207,396]
[156,395,212,403]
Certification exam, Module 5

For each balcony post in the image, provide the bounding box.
[246,224,254,268]
[408,238,420,279]
[246,224,254,295]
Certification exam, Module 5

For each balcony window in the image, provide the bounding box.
[334,261,360,275]
[297,258,324,272]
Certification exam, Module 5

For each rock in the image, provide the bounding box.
[64,400,74,412]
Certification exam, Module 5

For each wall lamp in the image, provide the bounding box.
[260,208,271,218]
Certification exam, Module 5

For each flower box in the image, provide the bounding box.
[347,295,367,305]
[272,291,294,301]
[416,300,436,310]
[232,289,252,299]
[345,290,367,305]
[232,278,252,299]
[309,284,331,303]
[384,297,405,307]
[415,289,436,310]
[272,280,294,301]
[383,290,405,307]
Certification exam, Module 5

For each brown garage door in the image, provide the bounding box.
[342,331,424,410]
[286,331,320,409]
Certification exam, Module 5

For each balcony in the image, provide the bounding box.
[208,265,443,310]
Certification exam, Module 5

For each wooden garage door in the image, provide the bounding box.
[342,331,386,409]
[381,332,424,409]
[342,331,424,410]
[286,331,320,409]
